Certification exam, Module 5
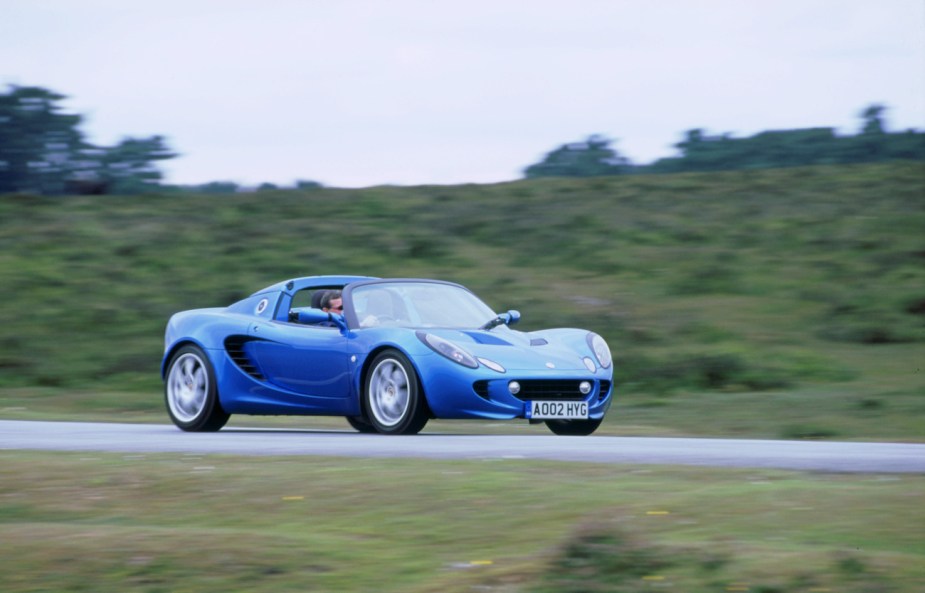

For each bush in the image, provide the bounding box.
[530,521,896,593]
[530,522,672,593]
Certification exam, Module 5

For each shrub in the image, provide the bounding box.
[530,522,672,593]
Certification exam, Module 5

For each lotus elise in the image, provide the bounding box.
[162,276,614,435]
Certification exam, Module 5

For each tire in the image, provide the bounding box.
[345,415,378,433]
[545,417,603,436]
[164,345,229,432]
[363,349,428,435]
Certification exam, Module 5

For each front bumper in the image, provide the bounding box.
[420,363,614,420]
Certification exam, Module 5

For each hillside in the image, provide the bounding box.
[1,161,923,440]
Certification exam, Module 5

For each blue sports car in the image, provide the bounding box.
[162,276,614,435]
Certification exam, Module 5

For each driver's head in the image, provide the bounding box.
[320,290,343,313]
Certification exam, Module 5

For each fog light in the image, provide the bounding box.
[579,381,592,395]
[508,381,521,395]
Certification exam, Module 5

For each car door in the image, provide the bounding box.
[247,320,353,402]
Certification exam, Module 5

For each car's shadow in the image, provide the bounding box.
[221,427,505,437]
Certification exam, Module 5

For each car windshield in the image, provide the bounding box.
[349,282,497,329]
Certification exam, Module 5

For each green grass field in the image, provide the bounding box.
[1,161,923,440]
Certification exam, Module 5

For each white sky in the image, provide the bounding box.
[3,0,924,188]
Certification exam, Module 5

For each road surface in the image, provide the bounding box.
[1,420,923,473]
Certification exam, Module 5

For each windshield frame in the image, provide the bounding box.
[343,279,498,330]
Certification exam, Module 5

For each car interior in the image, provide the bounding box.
[287,287,345,325]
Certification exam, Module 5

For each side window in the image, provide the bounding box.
[291,289,323,310]
[289,286,343,315]
[285,287,345,327]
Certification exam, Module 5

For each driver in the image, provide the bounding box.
[319,290,343,314]
[309,290,342,328]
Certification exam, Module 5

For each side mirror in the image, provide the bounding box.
[480,309,522,331]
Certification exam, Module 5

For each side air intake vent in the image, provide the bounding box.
[224,336,265,381]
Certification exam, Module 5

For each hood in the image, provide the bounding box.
[424,328,590,371]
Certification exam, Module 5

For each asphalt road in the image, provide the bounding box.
[1,420,923,473]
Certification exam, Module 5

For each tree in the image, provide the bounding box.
[524,134,632,178]
[0,86,86,194]
[295,179,323,190]
[860,104,886,136]
[97,135,177,194]
[0,84,177,195]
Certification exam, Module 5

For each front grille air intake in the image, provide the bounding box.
[509,380,588,401]
[473,381,490,399]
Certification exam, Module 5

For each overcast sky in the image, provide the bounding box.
[3,0,924,188]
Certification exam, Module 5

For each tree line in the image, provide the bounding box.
[524,105,925,178]
[2,84,923,195]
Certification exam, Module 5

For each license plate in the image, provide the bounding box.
[525,400,589,420]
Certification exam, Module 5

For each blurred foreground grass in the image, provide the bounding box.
[1,452,922,592]
[0,161,923,440]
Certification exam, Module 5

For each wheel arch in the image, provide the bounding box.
[161,338,213,379]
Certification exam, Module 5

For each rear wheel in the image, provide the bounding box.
[363,350,428,435]
[545,417,603,436]
[164,345,229,432]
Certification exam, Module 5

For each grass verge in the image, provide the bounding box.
[1,451,922,592]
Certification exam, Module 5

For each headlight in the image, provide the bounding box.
[586,333,612,369]
[417,332,479,369]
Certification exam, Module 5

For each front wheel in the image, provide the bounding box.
[345,415,378,433]
[164,345,229,432]
[545,417,603,436]
[363,350,428,435]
